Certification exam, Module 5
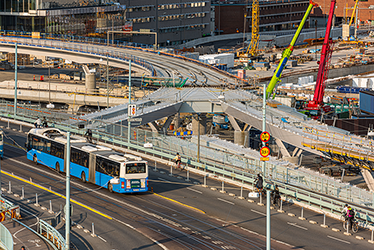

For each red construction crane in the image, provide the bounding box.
[306,0,336,119]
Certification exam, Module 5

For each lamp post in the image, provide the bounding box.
[315,20,318,60]
[14,43,18,118]
[127,60,132,148]
[106,54,109,109]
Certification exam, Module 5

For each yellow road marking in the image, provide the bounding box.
[153,192,205,214]
[2,171,113,220]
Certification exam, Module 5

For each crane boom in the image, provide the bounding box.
[307,0,336,112]
[349,0,359,26]
[265,0,317,99]
[248,0,259,56]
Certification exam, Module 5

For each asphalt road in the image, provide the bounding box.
[2,123,374,250]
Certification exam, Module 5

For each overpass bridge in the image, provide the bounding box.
[0,36,373,193]
[67,87,374,173]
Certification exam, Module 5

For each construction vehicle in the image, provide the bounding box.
[237,0,259,58]
[305,0,336,120]
[265,0,317,99]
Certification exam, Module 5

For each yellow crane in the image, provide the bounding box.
[238,0,259,58]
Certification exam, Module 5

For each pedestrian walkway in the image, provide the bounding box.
[2,219,52,250]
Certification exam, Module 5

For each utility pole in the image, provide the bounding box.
[315,20,318,60]
[65,132,71,250]
[106,54,109,108]
[14,43,18,118]
[127,60,132,148]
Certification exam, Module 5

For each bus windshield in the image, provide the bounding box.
[126,163,146,174]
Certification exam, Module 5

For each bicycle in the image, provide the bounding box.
[342,218,359,233]
[271,194,281,208]
[175,160,181,169]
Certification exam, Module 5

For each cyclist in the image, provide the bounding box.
[41,116,48,128]
[271,185,280,205]
[84,129,93,143]
[34,117,41,128]
[342,204,349,222]
[174,153,181,168]
[346,205,355,230]
[254,174,263,193]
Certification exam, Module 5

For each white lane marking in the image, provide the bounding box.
[287,222,308,231]
[7,157,170,250]
[158,177,168,181]
[217,198,235,205]
[327,235,351,244]
[98,235,107,242]
[251,209,266,216]
[187,187,202,194]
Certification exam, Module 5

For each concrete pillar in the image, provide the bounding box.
[192,114,206,136]
[32,17,35,32]
[173,113,180,130]
[85,74,96,93]
[234,131,249,147]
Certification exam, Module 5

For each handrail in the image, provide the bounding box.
[14,219,63,250]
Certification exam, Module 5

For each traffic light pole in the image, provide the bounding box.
[263,84,270,250]
[127,60,132,148]
[65,132,71,250]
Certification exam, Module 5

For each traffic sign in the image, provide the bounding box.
[128,118,142,122]
[260,146,270,157]
[260,131,270,143]
[128,104,136,117]
[260,157,269,161]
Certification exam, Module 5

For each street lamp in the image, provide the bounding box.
[46,64,55,109]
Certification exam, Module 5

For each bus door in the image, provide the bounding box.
[88,153,96,183]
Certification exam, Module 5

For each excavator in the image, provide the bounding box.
[304,0,336,119]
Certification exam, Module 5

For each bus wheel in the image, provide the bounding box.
[81,172,86,183]
[108,183,113,193]
[33,154,38,164]
[56,162,60,172]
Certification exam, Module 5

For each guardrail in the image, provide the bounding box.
[0,36,156,77]
[0,222,13,250]
[0,196,65,250]
[14,218,65,250]
[0,33,252,85]
[1,105,374,230]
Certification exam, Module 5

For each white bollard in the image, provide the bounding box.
[346,221,349,234]
[186,170,190,182]
[371,229,373,242]
[7,181,11,194]
[220,181,226,193]
[202,175,207,187]
[19,124,22,132]
[49,200,53,214]
[91,222,97,237]
[34,193,40,207]
[21,187,24,200]
[299,207,306,220]
[154,161,157,172]
[169,165,173,176]
[240,187,243,197]
[30,177,32,182]
[7,120,9,129]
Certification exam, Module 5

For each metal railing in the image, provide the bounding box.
[2,104,374,229]
[0,36,156,76]
[0,223,13,250]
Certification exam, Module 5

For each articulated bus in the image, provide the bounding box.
[25,128,148,193]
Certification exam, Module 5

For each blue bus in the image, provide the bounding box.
[0,130,3,159]
[26,128,148,193]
